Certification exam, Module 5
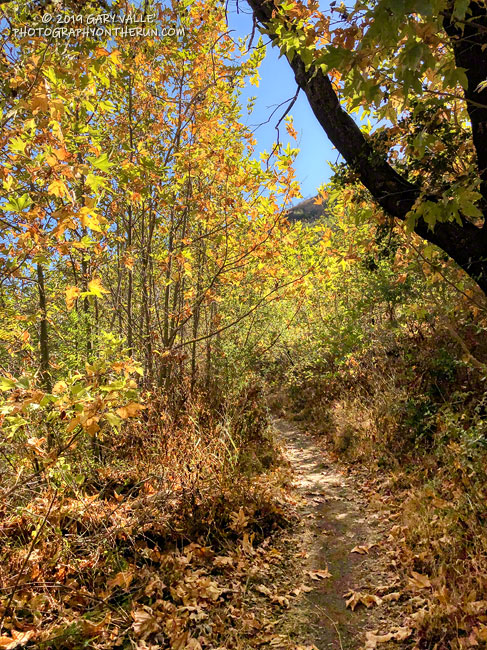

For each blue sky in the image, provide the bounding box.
[226,0,337,200]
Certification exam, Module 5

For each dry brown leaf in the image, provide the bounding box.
[241,532,255,554]
[361,593,383,608]
[272,594,290,608]
[0,631,34,649]
[394,628,412,641]
[82,613,111,636]
[213,555,234,567]
[477,626,487,642]
[108,569,134,590]
[185,640,203,650]
[26,436,47,456]
[465,601,487,615]
[132,607,160,639]
[365,631,394,649]
[291,584,314,596]
[230,507,248,531]
[308,568,331,580]
[344,590,382,611]
[351,544,375,555]
[170,631,189,650]
[382,591,401,602]
[365,627,411,649]
[344,591,361,611]
[407,571,431,590]
[256,584,273,596]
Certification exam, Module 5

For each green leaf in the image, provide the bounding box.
[0,377,16,391]
[4,193,32,212]
[87,153,114,173]
[105,412,122,428]
[85,173,107,192]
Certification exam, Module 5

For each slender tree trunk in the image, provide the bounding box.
[37,264,51,392]
[126,74,135,351]
[37,264,53,450]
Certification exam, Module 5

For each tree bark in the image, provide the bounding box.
[37,264,51,393]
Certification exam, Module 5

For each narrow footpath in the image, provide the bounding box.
[273,418,408,650]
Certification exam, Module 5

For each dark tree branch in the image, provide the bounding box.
[443,1,487,209]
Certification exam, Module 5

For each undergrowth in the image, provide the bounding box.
[0,382,296,649]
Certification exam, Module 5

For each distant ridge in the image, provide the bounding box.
[286,196,328,224]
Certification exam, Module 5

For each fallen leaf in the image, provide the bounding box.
[344,590,382,611]
[308,568,331,580]
[132,607,159,639]
[230,507,248,531]
[477,626,487,641]
[213,555,234,567]
[351,544,375,555]
[382,591,401,602]
[272,594,290,607]
[407,571,431,590]
[465,601,487,615]
[365,631,394,649]
[0,631,34,649]
[108,569,134,590]
[365,627,411,649]
[291,584,314,596]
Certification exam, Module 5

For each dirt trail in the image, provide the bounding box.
[273,418,395,650]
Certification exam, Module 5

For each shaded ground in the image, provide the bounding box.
[273,418,402,650]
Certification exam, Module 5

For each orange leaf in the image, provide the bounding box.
[116,402,145,419]
[65,285,81,310]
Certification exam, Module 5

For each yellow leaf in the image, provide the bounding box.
[66,415,81,432]
[79,207,103,232]
[65,285,81,310]
[123,254,134,270]
[49,98,64,120]
[48,179,69,198]
[52,380,67,395]
[88,278,109,297]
